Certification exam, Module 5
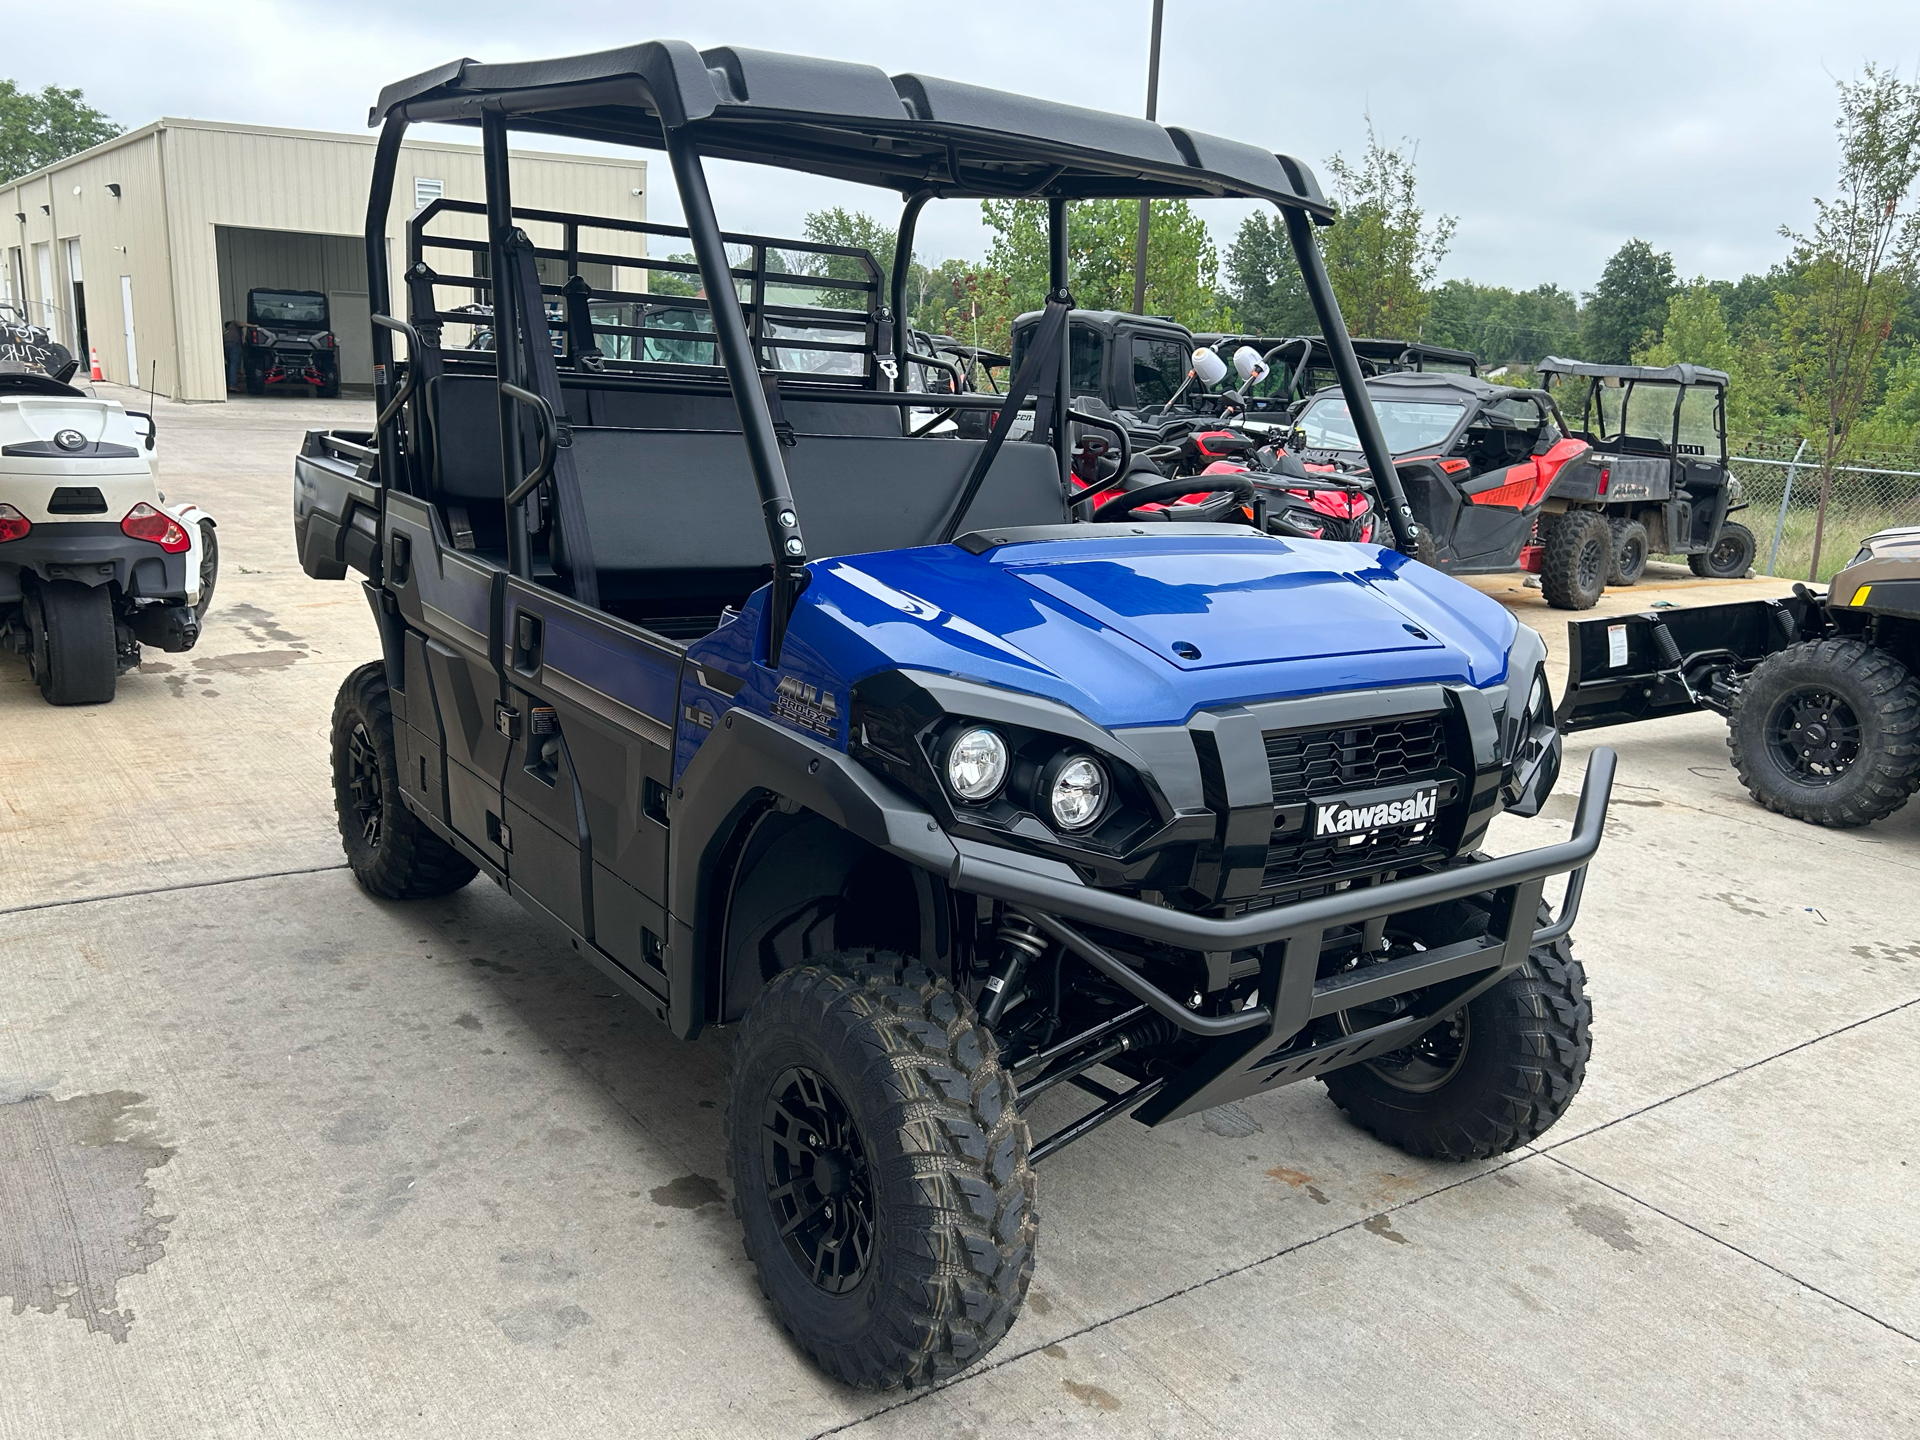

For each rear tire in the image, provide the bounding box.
[29,581,117,705]
[1690,520,1755,579]
[726,952,1034,1390]
[244,361,266,396]
[330,660,478,898]
[1540,509,1610,610]
[1607,517,1649,586]
[1727,639,1920,826]
[193,520,219,621]
[1323,906,1590,1160]
[318,369,341,399]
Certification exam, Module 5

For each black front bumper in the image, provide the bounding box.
[956,748,1615,1126]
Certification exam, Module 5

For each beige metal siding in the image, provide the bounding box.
[8,120,646,401]
[161,122,647,400]
[2,128,177,390]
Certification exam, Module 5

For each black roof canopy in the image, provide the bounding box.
[1537,356,1730,388]
[373,41,1333,216]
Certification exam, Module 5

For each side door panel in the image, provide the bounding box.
[384,492,510,869]
[501,577,679,988]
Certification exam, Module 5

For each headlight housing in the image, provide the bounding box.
[849,676,1179,868]
[1047,755,1107,830]
[945,727,1009,801]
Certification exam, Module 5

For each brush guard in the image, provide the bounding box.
[974,750,1616,1160]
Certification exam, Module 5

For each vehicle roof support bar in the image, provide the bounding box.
[1048,198,1073,495]
[889,192,931,389]
[482,108,532,581]
[667,130,808,666]
[366,114,408,493]
[1281,205,1424,557]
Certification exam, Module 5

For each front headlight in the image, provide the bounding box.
[945,727,1009,801]
[1047,755,1107,830]
[1526,671,1551,727]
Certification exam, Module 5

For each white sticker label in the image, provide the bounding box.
[1607,624,1629,669]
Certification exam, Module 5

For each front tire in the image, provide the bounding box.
[1607,517,1649,586]
[1690,520,1755,579]
[726,952,1034,1390]
[330,660,478,898]
[29,581,117,705]
[1540,510,1610,610]
[1323,905,1590,1160]
[1727,639,1920,826]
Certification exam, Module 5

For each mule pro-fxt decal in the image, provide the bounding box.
[771,674,841,740]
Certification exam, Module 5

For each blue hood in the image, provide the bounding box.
[706,532,1518,732]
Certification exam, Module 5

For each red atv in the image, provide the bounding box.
[1289,372,1608,607]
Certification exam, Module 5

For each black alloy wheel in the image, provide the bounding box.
[761,1066,875,1295]
[1765,686,1861,784]
[345,720,384,849]
[1353,1007,1472,1093]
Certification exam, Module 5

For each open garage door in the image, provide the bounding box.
[214,227,374,390]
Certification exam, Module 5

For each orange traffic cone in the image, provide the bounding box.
[89,346,103,381]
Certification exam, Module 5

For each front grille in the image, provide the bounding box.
[1261,714,1453,892]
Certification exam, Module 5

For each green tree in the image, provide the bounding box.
[0,80,121,182]
[1223,211,1317,336]
[1634,278,1786,439]
[1425,279,1580,367]
[979,197,1232,344]
[915,261,1018,359]
[647,251,701,297]
[1853,350,1920,453]
[1772,64,1920,574]
[1315,123,1456,337]
[799,206,903,316]
[1581,239,1676,363]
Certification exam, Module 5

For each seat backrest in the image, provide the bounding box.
[423,374,508,499]
[421,374,911,506]
[585,386,904,436]
[557,429,1063,579]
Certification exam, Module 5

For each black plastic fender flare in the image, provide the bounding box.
[665,707,958,1035]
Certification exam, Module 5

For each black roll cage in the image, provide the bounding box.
[1537,357,1729,467]
[360,42,1423,657]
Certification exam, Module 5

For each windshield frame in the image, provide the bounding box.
[1296,391,1468,456]
[247,290,330,328]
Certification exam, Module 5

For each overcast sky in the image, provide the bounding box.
[11,1,1920,294]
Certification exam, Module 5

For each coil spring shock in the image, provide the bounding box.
[982,910,1046,1028]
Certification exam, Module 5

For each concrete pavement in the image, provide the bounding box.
[2,389,1914,1438]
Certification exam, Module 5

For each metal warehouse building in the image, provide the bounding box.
[2,119,648,401]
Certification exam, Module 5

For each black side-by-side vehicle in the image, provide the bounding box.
[291,42,1613,1389]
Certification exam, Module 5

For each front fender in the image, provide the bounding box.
[666,708,958,1036]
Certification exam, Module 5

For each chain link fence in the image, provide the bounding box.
[1727,437,1920,582]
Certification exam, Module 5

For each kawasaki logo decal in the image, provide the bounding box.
[1313,785,1438,837]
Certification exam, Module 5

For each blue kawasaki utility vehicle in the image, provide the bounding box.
[293,43,1614,1390]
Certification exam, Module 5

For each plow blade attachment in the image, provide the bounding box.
[1555,596,1811,733]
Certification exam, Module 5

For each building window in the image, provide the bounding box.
[413,177,444,214]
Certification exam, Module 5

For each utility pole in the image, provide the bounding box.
[1131,0,1165,315]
